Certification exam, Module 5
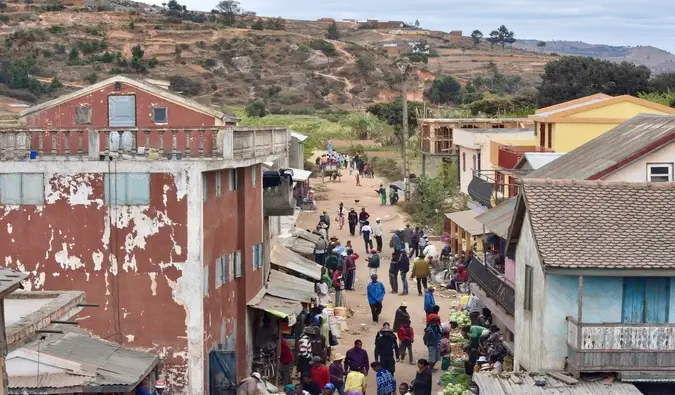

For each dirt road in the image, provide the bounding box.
[297,171,458,392]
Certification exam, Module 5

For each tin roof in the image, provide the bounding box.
[7,331,158,392]
[514,152,566,170]
[444,210,485,236]
[535,96,610,118]
[0,268,27,298]
[527,114,675,180]
[291,131,308,142]
[267,270,317,303]
[473,372,642,394]
[475,198,517,239]
[270,241,322,280]
[247,290,303,326]
[288,168,312,182]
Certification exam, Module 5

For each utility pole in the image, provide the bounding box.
[397,58,411,201]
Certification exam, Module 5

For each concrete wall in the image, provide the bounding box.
[21,81,218,128]
[504,257,515,285]
[514,216,545,372]
[542,275,578,370]
[459,146,478,195]
[604,142,675,182]
[289,139,304,169]
[568,101,672,119]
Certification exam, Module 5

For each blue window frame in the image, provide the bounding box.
[623,277,670,324]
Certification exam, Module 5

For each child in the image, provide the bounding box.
[355,172,361,187]
[397,319,414,364]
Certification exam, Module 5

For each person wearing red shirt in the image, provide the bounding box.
[332,269,344,307]
[397,319,415,364]
[311,356,331,389]
[280,337,294,385]
[450,264,469,291]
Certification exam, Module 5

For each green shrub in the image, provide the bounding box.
[245,100,268,117]
[47,25,65,34]
[50,77,63,89]
[308,39,337,57]
[84,72,98,84]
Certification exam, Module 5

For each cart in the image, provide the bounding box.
[321,163,342,183]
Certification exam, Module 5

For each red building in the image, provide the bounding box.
[0,76,292,394]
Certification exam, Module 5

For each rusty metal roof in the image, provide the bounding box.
[8,331,159,391]
[267,269,317,303]
[519,179,675,269]
[270,241,322,280]
[0,268,27,298]
[473,372,643,394]
[475,198,517,239]
[527,114,675,180]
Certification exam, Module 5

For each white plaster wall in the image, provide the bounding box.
[604,142,675,182]
[514,216,546,372]
[459,146,479,195]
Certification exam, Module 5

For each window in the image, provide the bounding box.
[229,169,239,191]
[623,278,670,324]
[472,155,476,171]
[152,107,168,123]
[108,95,136,127]
[547,125,553,149]
[647,163,673,182]
[524,265,533,311]
[215,171,222,196]
[253,243,264,270]
[75,106,92,125]
[203,265,209,297]
[234,251,243,278]
[228,253,235,280]
[252,165,257,187]
[203,174,208,202]
[0,173,44,205]
[539,123,546,147]
[215,257,224,288]
[104,173,150,205]
[462,152,466,171]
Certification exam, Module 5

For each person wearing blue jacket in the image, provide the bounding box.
[424,286,436,315]
[367,274,386,322]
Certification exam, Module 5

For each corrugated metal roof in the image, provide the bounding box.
[248,292,303,325]
[9,373,91,390]
[291,131,309,142]
[535,96,610,118]
[8,331,158,390]
[527,114,675,180]
[0,268,27,298]
[516,152,566,170]
[288,168,312,182]
[473,372,643,395]
[620,371,675,382]
[445,210,485,236]
[270,241,322,280]
[475,198,517,239]
[267,270,317,303]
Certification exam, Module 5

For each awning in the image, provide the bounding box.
[475,198,517,239]
[288,168,312,182]
[267,270,316,303]
[468,176,494,208]
[270,241,322,280]
[445,210,485,236]
[248,289,302,326]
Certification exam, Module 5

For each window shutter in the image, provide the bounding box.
[108,95,136,127]
[228,253,235,280]
[126,173,150,205]
[235,251,242,278]
[215,257,222,288]
[0,174,21,204]
[104,174,127,205]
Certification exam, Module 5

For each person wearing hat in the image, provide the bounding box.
[367,249,380,276]
[329,354,346,395]
[238,372,264,395]
[284,384,296,395]
[152,380,166,395]
[367,274,386,322]
[374,323,399,375]
[323,383,337,395]
[373,218,384,253]
[411,359,432,395]
[393,301,410,334]
[311,356,330,390]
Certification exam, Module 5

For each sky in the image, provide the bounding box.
[147,0,675,52]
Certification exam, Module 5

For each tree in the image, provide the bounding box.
[325,21,340,40]
[487,30,500,49]
[167,0,182,10]
[427,75,462,104]
[251,19,264,30]
[342,113,393,140]
[216,0,242,25]
[414,19,420,28]
[131,44,144,60]
[366,98,425,145]
[356,56,375,75]
[245,100,268,117]
[404,167,464,234]
[496,25,515,49]
[649,72,675,93]
[537,41,546,52]
[537,56,651,106]
[470,30,483,47]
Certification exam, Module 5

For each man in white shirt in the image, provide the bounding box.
[373,218,384,253]
[361,221,373,252]
[422,242,437,260]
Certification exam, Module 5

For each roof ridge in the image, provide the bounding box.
[522,178,675,189]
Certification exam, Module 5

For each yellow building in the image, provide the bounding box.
[529,94,675,152]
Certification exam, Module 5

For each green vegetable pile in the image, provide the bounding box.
[440,368,471,394]
[449,311,471,327]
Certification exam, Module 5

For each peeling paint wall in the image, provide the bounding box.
[202,165,264,384]
[0,171,192,391]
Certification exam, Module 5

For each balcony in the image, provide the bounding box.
[497,145,553,169]
[0,127,289,162]
[468,170,527,208]
[467,256,515,315]
[566,317,675,374]
[263,171,296,216]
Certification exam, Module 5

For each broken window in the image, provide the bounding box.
[75,106,92,125]
[152,107,168,123]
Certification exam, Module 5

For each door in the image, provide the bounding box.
[623,277,670,323]
[108,95,136,127]
[210,350,236,395]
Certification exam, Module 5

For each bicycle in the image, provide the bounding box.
[254,348,278,383]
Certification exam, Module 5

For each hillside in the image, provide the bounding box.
[514,40,675,74]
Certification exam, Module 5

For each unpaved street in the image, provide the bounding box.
[297,171,458,392]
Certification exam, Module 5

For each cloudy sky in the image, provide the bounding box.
[148,0,675,52]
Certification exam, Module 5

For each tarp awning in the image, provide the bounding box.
[445,210,485,236]
[270,241,322,280]
[475,198,517,239]
[267,270,316,303]
[288,168,312,182]
[248,289,302,326]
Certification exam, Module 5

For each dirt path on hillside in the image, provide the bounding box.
[297,167,459,393]
[314,72,355,100]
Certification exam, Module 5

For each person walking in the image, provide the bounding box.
[332,268,344,307]
[345,340,370,374]
[297,327,315,376]
[397,249,410,295]
[355,172,361,187]
[280,337,295,385]
[374,324,399,375]
[358,208,370,235]
[392,302,410,334]
[345,249,357,291]
[337,203,346,230]
[315,237,328,266]
[311,357,331,390]
[411,360,432,395]
[367,249,380,276]
[320,210,331,239]
[376,184,387,206]
[389,230,402,253]
[424,317,442,370]
[397,319,414,364]
[361,221,374,252]
[402,224,413,255]
[424,287,436,315]
[388,253,399,294]
[344,367,367,395]
[330,354,346,395]
[409,227,420,258]
[347,209,358,237]
[373,219,384,253]
[371,361,396,395]
[367,274,386,322]
[411,256,430,296]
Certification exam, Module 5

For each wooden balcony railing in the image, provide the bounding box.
[0,126,289,162]
[566,316,675,372]
[467,256,515,315]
